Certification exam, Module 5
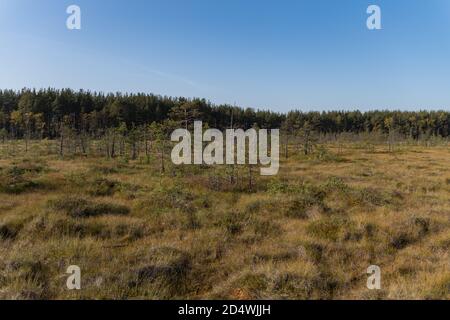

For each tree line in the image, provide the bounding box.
[1,88,449,143]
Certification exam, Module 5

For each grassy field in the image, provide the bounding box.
[0,140,449,300]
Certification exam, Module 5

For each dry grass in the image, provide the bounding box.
[0,141,448,300]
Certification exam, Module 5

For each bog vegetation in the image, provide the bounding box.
[0,88,448,299]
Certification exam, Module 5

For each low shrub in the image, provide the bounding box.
[314,146,346,163]
[252,220,282,239]
[216,210,252,236]
[0,221,23,240]
[87,178,119,196]
[131,247,192,298]
[307,217,353,241]
[389,217,431,250]
[0,167,39,194]
[48,196,130,218]
[146,185,196,214]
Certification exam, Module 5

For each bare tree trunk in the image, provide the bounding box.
[285,134,289,159]
[160,140,165,173]
[80,135,87,155]
[131,142,137,160]
[59,131,64,157]
[248,165,253,191]
[111,135,116,158]
[25,133,28,153]
[144,130,149,156]
[120,139,125,156]
[105,134,110,159]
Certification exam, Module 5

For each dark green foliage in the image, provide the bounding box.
[1,88,449,139]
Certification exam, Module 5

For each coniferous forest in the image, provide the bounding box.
[1,88,449,141]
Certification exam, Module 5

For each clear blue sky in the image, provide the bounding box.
[1,0,450,112]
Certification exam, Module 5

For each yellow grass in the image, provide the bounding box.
[0,141,448,299]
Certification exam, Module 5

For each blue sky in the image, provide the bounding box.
[1,0,450,112]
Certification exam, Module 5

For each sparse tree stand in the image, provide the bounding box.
[78,132,88,156]
[282,113,302,159]
[299,121,315,156]
[284,134,289,159]
[103,128,117,159]
[143,125,151,157]
[160,138,165,173]
[246,124,260,191]
[385,116,397,153]
[117,122,127,157]
[281,119,296,159]
[0,128,7,144]
[58,117,75,158]
[169,101,204,130]
[388,129,396,153]
[128,125,140,160]
[23,113,32,153]
[150,120,175,174]
[78,114,88,155]
[247,164,254,192]
[337,133,345,156]
[281,126,289,160]
[59,122,64,157]
[110,130,116,158]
